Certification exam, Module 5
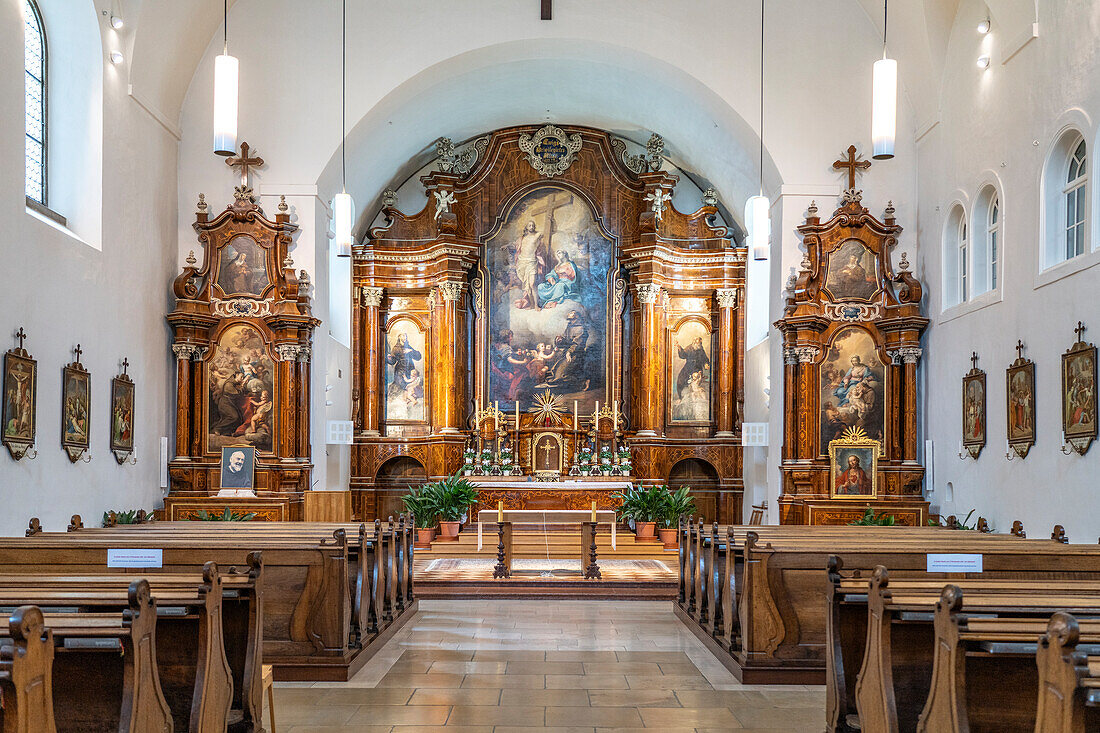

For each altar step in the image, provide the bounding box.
[416,528,676,560]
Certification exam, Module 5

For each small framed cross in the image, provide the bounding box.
[226,142,264,188]
[1075,321,1086,343]
[15,327,26,351]
[833,145,872,190]
[970,351,979,370]
[73,343,83,364]
[1015,340,1025,360]
[121,357,129,376]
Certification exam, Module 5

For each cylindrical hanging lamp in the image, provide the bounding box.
[335,0,355,257]
[871,1,896,160]
[750,0,770,261]
[212,1,238,156]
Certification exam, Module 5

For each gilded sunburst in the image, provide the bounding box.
[532,390,566,426]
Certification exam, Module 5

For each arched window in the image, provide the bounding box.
[942,204,968,308]
[958,217,968,302]
[23,0,47,206]
[988,195,999,289]
[1065,139,1087,260]
[972,185,1000,296]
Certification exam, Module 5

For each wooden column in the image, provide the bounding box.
[436,281,465,433]
[172,344,194,459]
[782,346,799,461]
[190,347,207,457]
[276,345,297,459]
[715,289,738,436]
[297,349,311,459]
[633,283,663,436]
[901,346,921,462]
[795,347,819,459]
[361,287,383,435]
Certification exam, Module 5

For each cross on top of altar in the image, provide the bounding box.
[227,142,264,188]
[833,145,871,191]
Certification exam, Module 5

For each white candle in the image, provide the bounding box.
[515,401,520,428]
[613,400,618,427]
[574,401,578,430]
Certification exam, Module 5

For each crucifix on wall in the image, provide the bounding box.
[226,142,265,188]
[833,145,871,191]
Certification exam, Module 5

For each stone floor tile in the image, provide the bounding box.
[284,727,392,733]
[390,727,492,733]
[624,674,714,690]
[613,651,691,663]
[673,689,770,707]
[655,662,704,676]
[429,660,510,675]
[586,689,680,707]
[275,705,360,726]
[313,687,415,705]
[507,661,585,675]
[344,705,451,726]
[545,674,629,690]
[731,705,824,729]
[445,705,545,726]
[499,688,591,707]
[545,651,619,662]
[376,672,467,688]
[638,706,742,728]
[493,727,594,733]
[545,706,644,728]
[460,673,545,689]
[407,688,502,706]
[471,650,548,661]
[581,662,664,676]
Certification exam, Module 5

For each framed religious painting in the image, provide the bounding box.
[61,347,91,463]
[1062,322,1097,455]
[383,318,428,424]
[668,318,712,425]
[2,329,37,460]
[215,234,270,298]
[1006,342,1036,459]
[206,323,275,453]
[530,432,563,476]
[822,239,880,302]
[220,445,256,491]
[110,360,135,464]
[962,353,986,459]
[828,428,878,499]
[819,326,886,454]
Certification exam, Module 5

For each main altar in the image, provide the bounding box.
[350,125,747,522]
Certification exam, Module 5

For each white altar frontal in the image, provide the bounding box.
[475,508,619,550]
[469,478,633,491]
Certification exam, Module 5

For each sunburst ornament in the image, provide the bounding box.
[532,390,566,426]
[839,426,870,442]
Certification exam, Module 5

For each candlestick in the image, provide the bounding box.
[591,501,597,522]
[515,401,520,429]
[574,401,578,430]
[613,400,618,427]
[595,401,600,425]
[498,500,503,523]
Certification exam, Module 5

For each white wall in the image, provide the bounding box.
[920,0,1100,539]
[0,0,178,536]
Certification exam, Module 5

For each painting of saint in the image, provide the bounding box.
[962,374,985,446]
[485,186,612,412]
[819,327,885,451]
[207,324,275,452]
[2,354,35,443]
[384,321,426,422]
[219,446,255,490]
[61,368,90,449]
[1063,347,1097,440]
[824,240,879,301]
[670,321,712,423]
[1007,365,1035,442]
[829,445,877,498]
[216,235,269,297]
[110,377,135,452]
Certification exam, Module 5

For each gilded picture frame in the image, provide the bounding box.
[667,317,713,426]
[962,361,986,459]
[1006,352,1036,459]
[530,431,564,476]
[61,356,91,463]
[828,429,878,499]
[110,369,135,464]
[2,344,37,461]
[1062,324,1097,455]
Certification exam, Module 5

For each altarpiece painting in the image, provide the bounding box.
[819,326,885,451]
[207,323,275,452]
[385,319,426,423]
[669,319,712,424]
[823,240,879,301]
[216,234,269,297]
[485,185,612,413]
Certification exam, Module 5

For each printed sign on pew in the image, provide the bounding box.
[926,553,983,573]
[107,548,163,568]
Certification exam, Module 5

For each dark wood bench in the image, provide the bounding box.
[0,606,56,733]
[1035,611,1100,732]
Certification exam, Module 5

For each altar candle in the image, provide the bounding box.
[591,501,597,522]
[498,500,503,523]
[515,401,520,428]
[574,401,578,430]
[596,401,600,422]
[613,400,618,426]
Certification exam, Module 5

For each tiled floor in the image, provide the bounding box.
[271,600,824,732]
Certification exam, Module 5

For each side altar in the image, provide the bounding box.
[350,125,747,523]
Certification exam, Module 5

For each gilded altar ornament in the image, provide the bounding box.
[532,390,566,426]
[433,189,456,221]
[518,125,583,177]
[1061,321,1097,456]
[828,427,879,499]
[645,189,672,222]
[2,327,38,461]
[436,136,488,177]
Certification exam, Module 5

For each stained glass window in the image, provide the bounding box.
[24,0,47,205]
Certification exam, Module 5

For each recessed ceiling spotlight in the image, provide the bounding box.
[977,17,990,34]
[110,14,123,29]
[109,50,124,65]
[977,55,991,69]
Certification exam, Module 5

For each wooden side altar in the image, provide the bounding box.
[351,126,746,523]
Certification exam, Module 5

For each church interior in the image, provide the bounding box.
[2,0,1100,731]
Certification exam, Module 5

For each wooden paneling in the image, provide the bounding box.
[304,491,352,522]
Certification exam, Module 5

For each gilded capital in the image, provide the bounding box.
[715,288,738,309]
[361,286,384,308]
[795,346,819,364]
[437,281,465,302]
[634,283,662,304]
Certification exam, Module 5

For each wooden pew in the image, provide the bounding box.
[0,606,56,733]
[1034,611,1100,733]
[0,564,240,733]
[0,579,174,733]
[918,586,1100,733]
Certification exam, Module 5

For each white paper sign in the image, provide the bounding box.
[926,553,983,573]
[107,549,163,568]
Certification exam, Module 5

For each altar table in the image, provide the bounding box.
[475,509,618,550]
[468,478,632,518]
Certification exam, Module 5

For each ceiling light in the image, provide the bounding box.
[335,0,355,257]
[212,0,238,156]
[749,0,770,261]
[977,17,990,34]
[977,55,990,69]
[109,51,124,65]
[870,0,896,159]
[110,14,123,29]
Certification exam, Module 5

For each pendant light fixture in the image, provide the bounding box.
[746,0,770,262]
[333,0,355,257]
[212,0,239,156]
[871,0,897,160]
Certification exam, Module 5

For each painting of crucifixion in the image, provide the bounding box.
[485,186,612,413]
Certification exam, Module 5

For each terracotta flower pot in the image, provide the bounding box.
[438,520,461,540]
[658,527,678,549]
[635,521,657,539]
[416,528,434,547]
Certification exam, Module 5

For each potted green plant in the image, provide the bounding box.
[432,471,480,540]
[658,486,695,548]
[849,506,897,526]
[402,485,441,547]
[612,484,667,539]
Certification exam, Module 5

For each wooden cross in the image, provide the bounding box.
[539,438,554,467]
[1015,340,1025,360]
[73,344,83,363]
[15,327,26,351]
[121,357,129,376]
[526,190,574,237]
[226,142,264,188]
[541,0,552,19]
[970,352,979,370]
[833,145,872,190]
[1075,321,1086,342]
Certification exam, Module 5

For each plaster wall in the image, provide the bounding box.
[920,0,1100,538]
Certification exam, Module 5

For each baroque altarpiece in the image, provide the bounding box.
[165,180,319,520]
[776,157,929,525]
[351,125,746,522]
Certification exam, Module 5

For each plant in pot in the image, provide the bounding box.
[401,485,441,547]
[613,484,667,540]
[433,471,480,540]
[658,486,695,548]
